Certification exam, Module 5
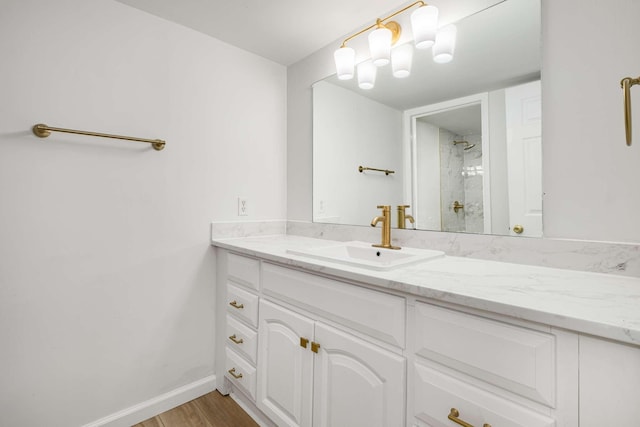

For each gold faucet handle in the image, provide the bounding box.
[397,205,413,229]
[376,205,391,214]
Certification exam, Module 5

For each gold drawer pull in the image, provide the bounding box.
[448,408,491,427]
[311,341,321,353]
[300,337,309,348]
[228,368,243,379]
[229,334,244,344]
[229,300,244,309]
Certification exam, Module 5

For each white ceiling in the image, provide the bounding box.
[114,0,503,66]
[115,0,411,65]
[418,104,482,136]
[113,0,538,112]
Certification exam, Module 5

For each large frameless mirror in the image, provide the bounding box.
[313,0,542,237]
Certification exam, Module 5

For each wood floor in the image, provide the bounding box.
[133,391,258,427]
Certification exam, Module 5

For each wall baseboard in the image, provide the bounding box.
[81,375,217,427]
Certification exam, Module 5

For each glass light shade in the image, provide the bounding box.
[357,61,377,90]
[433,24,457,63]
[411,5,438,49]
[391,44,413,78]
[368,27,392,66]
[334,47,355,80]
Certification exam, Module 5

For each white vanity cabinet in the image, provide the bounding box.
[257,299,314,427]
[409,301,577,427]
[578,336,640,427]
[312,320,405,427]
[214,237,640,427]
[257,300,406,427]
[222,252,261,400]
[257,263,407,427]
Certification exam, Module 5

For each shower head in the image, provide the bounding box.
[453,140,476,150]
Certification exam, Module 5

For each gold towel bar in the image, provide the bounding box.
[621,76,640,146]
[358,165,395,175]
[32,123,166,151]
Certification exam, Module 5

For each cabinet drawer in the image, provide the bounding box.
[262,263,405,347]
[414,302,555,406]
[226,314,258,364]
[413,361,554,427]
[227,284,259,327]
[226,347,257,400]
[228,253,260,290]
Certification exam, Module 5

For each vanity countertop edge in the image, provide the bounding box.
[211,234,640,347]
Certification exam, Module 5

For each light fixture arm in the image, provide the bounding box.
[339,1,426,48]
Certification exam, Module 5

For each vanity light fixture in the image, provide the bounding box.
[391,43,413,78]
[333,1,456,86]
[368,22,395,66]
[357,60,377,90]
[433,24,457,63]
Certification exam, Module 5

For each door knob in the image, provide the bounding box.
[513,224,524,234]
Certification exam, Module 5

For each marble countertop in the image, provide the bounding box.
[211,234,640,346]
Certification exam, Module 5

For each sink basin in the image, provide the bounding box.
[286,241,444,271]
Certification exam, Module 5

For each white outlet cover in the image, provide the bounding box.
[237,197,248,216]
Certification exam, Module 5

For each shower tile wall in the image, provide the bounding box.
[439,130,484,233]
[462,133,484,233]
[440,129,465,232]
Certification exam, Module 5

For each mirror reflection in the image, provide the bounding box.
[313,0,542,237]
[413,100,486,234]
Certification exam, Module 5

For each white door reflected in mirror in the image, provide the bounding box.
[506,80,542,237]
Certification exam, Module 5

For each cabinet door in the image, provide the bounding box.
[257,300,314,427]
[579,336,640,427]
[313,323,406,427]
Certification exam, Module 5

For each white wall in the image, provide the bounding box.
[288,0,640,244]
[542,0,640,242]
[0,1,286,426]
[415,121,441,230]
[488,89,510,234]
[313,81,403,224]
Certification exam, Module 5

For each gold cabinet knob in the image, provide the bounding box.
[513,224,524,234]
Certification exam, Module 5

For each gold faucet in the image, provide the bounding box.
[397,205,415,229]
[371,205,401,249]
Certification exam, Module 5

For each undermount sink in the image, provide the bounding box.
[286,241,445,271]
